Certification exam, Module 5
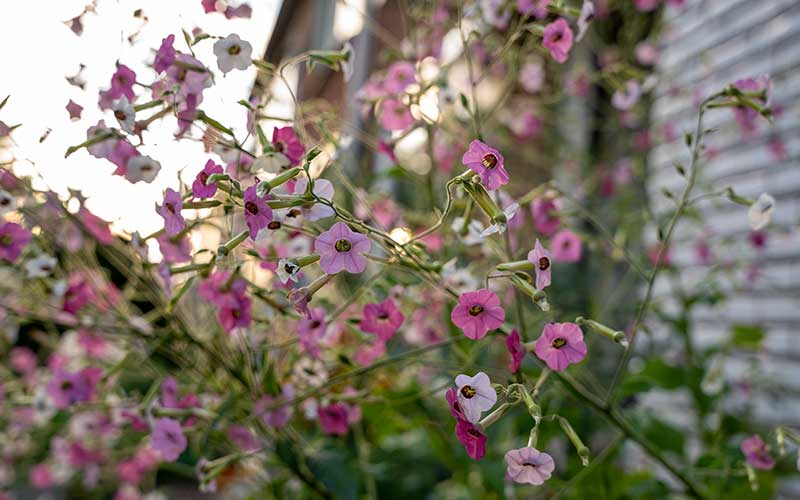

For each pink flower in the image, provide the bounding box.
[634,0,659,11]
[551,230,582,263]
[227,425,259,451]
[353,340,387,366]
[315,222,371,274]
[531,198,560,235]
[445,387,465,420]
[63,273,95,315]
[509,110,542,140]
[272,127,305,166]
[192,159,223,198]
[218,292,252,333]
[741,435,774,470]
[0,221,31,262]
[542,19,574,64]
[360,298,404,341]
[318,403,350,435]
[10,347,37,374]
[506,330,525,373]
[154,34,176,73]
[99,64,136,109]
[455,419,487,460]
[612,80,642,110]
[29,463,55,489]
[243,184,273,239]
[527,239,552,290]
[79,207,114,245]
[151,417,187,462]
[225,4,252,18]
[157,234,191,263]
[297,307,328,358]
[383,61,417,93]
[455,372,497,423]
[504,447,555,485]
[534,322,587,371]
[379,98,415,131]
[158,188,185,236]
[66,99,83,120]
[517,0,550,18]
[450,288,505,340]
[255,383,294,428]
[461,140,509,191]
[46,366,102,408]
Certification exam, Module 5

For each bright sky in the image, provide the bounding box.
[0,0,280,234]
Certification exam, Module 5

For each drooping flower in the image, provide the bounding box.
[461,140,509,191]
[318,403,350,435]
[46,367,102,409]
[158,188,185,236]
[450,288,505,340]
[542,19,574,64]
[531,197,560,235]
[315,222,371,274]
[26,254,57,278]
[527,239,552,290]
[151,417,187,462]
[612,80,642,111]
[534,322,587,371]
[360,298,404,341]
[551,230,582,263]
[243,184,273,239]
[292,178,335,220]
[379,98,415,131]
[192,159,224,198]
[455,419,487,460]
[213,34,253,73]
[455,372,497,423]
[153,34,176,73]
[740,435,775,470]
[125,155,161,184]
[748,193,775,230]
[0,221,31,262]
[66,99,83,120]
[383,61,417,93]
[504,447,556,485]
[506,330,525,373]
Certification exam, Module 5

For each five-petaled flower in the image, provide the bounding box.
[0,221,31,262]
[151,417,187,462]
[454,371,497,424]
[740,435,775,470]
[360,298,404,341]
[451,288,505,340]
[158,188,185,236]
[542,18,574,64]
[534,322,587,371]
[461,140,509,191]
[213,34,253,74]
[527,239,552,291]
[192,159,224,198]
[315,222,371,274]
[504,447,556,485]
[551,229,582,263]
[272,127,305,166]
[243,184,273,239]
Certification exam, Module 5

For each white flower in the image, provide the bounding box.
[0,189,16,215]
[748,192,776,230]
[519,58,545,94]
[126,155,162,184]
[611,80,642,111]
[441,259,480,293]
[112,96,135,134]
[252,152,291,174]
[481,202,519,237]
[292,178,335,221]
[455,371,497,423]
[451,217,486,246]
[25,255,57,278]
[213,34,253,74]
[276,258,301,284]
[293,357,328,388]
[577,1,595,41]
[480,0,510,30]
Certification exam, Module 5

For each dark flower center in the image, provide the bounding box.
[165,203,176,214]
[245,201,259,215]
[228,44,241,56]
[284,262,299,274]
[468,304,484,316]
[287,208,301,218]
[0,235,11,246]
[274,141,285,153]
[140,163,153,172]
[523,461,539,468]
[481,154,497,169]
[467,428,482,438]
[61,380,73,391]
[267,221,281,230]
[310,320,321,329]
[0,198,9,206]
[335,239,351,252]
[114,110,127,121]
[538,257,550,271]
[377,312,389,320]
[460,385,477,398]
[552,337,567,349]
[232,309,241,318]
[199,172,209,184]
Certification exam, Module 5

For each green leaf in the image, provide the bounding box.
[307,448,359,500]
[730,324,764,350]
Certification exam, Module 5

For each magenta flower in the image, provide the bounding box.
[154,34,176,73]
[534,322,587,371]
[192,159,223,199]
[542,18,574,64]
[98,64,136,109]
[383,61,416,93]
[315,222,371,274]
[379,98,415,131]
[157,234,191,263]
[461,140,509,191]
[66,99,83,120]
[63,273,95,315]
[506,330,525,373]
[227,425,259,452]
[551,229,582,263]
[151,417,187,462]
[455,372,497,423]
[0,221,31,262]
[255,383,294,428]
[218,293,252,333]
[531,198,560,235]
[318,403,350,435]
[272,127,305,166]
[158,188,185,236]
[243,184,273,240]
[79,207,115,245]
[297,307,328,358]
[46,367,102,409]
[504,447,555,485]
[741,435,775,470]
[450,288,505,340]
[527,239,552,290]
[360,298,404,341]
[455,419,487,460]
[517,0,550,18]
[445,387,465,420]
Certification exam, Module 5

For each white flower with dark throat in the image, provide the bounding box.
[276,258,301,284]
[126,155,162,184]
[25,255,57,278]
[252,152,291,174]
[112,96,135,134]
[213,34,253,74]
[0,190,16,215]
[577,1,595,41]
[748,192,776,230]
[455,371,497,424]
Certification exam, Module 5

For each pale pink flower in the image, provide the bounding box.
[504,447,555,485]
[534,322,587,371]
[315,222,371,274]
[527,239,551,290]
[551,230,582,263]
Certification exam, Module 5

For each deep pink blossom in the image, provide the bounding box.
[10,347,37,374]
[46,366,102,408]
[527,239,552,290]
[383,61,416,93]
[504,447,555,485]
[445,387,465,420]
[534,322,587,371]
[506,330,525,373]
[158,188,185,236]
[29,463,55,489]
[63,273,95,315]
[218,292,252,333]
[99,64,136,109]
[243,184,273,239]
[551,229,582,262]
[315,222,371,274]
[531,198,560,235]
[450,288,505,340]
[318,403,350,435]
[0,221,31,262]
[353,340,387,366]
[153,34,176,73]
[78,207,115,245]
[455,419,487,460]
[151,417,187,462]
[741,435,774,470]
[298,307,328,358]
[360,298,404,341]
[272,127,305,166]
[379,98,415,131]
[542,19,574,64]
[192,159,223,199]
[461,140,509,191]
